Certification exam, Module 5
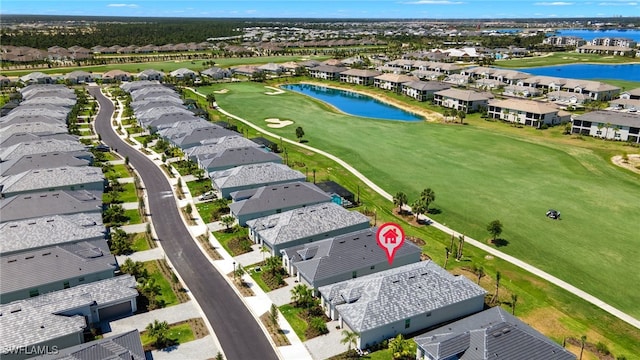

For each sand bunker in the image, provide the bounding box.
[264,86,285,95]
[265,118,293,128]
[214,89,229,94]
[612,154,640,174]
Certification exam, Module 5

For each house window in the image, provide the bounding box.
[29,289,39,297]
[405,319,411,329]
[63,281,70,289]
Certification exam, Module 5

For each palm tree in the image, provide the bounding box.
[443,247,450,269]
[420,188,435,213]
[145,320,170,348]
[340,329,359,351]
[476,266,484,284]
[604,122,612,140]
[492,271,501,304]
[220,215,235,231]
[458,111,466,124]
[260,246,270,260]
[511,293,518,315]
[265,255,281,275]
[411,199,426,223]
[580,335,587,360]
[295,126,305,142]
[206,93,216,108]
[393,192,408,214]
[456,235,465,260]
[290,283,313,308]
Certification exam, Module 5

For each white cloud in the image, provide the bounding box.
[107,3,139,8]
[598,1,638,5]
[403,0,465,4]
[534,1,574,5]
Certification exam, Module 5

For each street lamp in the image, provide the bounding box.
[233,261,236,280]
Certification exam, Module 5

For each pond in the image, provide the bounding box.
[511,63,640,82]
[280,84,423,121]
[554,29,640,42]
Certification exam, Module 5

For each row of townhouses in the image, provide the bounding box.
[119,79,577,357]
[0,84,145,359]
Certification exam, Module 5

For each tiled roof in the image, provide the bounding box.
[403,81,450,91]
[574,110,640,128]
[0,190,103,223]
[229,181,332,216]
[488,99,559,114]
[248,202,369,246]
[187,136,260,158]
[0,139,87,161]
[0,151,90,177]
[414,307,576,360]
[375,73,418,83]
[340,69,382,77]
[318,261,487,332]
[0,213,105,256]
[0,166,104,194]
[198,146,282,170]
[0,132,78,149]
[211,163,305,190]
[32,330,145,360]
[435,88,493,101]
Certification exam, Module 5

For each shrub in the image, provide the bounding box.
[596,342,610,355]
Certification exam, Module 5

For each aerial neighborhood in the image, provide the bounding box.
[1,14,639,360]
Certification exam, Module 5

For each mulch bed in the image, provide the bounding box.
[259,312,291,346]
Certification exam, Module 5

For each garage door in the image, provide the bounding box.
[98,301,132,321]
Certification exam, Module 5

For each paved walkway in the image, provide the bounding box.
[304,320,349,360]
[120,223,149,233]
[233,244,265,267]
[121,202,138,210]
[103,301,201,335]
[116,247,164,264]
[117,177,135,183]
[193,90,640,330]
[151,336,220,360]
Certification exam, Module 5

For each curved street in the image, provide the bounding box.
[89,86,279,360]
[200,90,640,331]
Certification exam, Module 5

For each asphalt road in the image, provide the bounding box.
[89,86,279,360]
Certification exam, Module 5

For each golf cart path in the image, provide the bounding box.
[189,88,640,330]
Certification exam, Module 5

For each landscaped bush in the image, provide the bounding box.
[228,236,252,255]
[306,316,329,338]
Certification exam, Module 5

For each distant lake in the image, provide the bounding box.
[512,64,640,82]
[280,84,423,122]
[555,29,640,42]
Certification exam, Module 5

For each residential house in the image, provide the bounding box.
[0,213,105,256]
[543,35,586,47]
[64,71,93,84]
[210,163,305,199]
[433,88,494,113]
[339,69,382,86]
[578,37,637,55]
[571,110,640,142]
[0,238,117,303]
[0,190,103,223]
[170,68,198,80]
[280,61,302,74]
[0,276,138,360]
[247,202,370,255]
[559,79,620,101]
[31,330,145,360]
[402,81,451,102]
[0,132,78,148]
[201,66,232,80]
[188,135,261,162]
[229,181,332,226]
[198,146,282,173]
[0,152,90,177]
[318,261,487,350]
[156,119,213,139]
[137,69,165,81]
[611,88,640,110]
[374,73,418,93]
[232,65,260,77]
[162,125,235,149]
[547,90,590,105]
[0,139,89,161]
[0,166,105,197]
[101,70,131,83]
[487,99,571,127]
[502,84,542,98]
[315,180,356,207]
[309,65,348,80]
[414,306,576,360]
[257,63,283,75]
[18,72,53,85]
[281,227,422,290]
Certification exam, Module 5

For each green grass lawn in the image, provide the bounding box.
[186,179,213,197]
[102,183,137,204]
[125,209,143,225]
[249,271,271,293]
[143,261,179,307]
[140,322,194,347]
[130,232,152,252]
[279,304,308,341]
[207,81,640,320]
[213,227,249,256]
[110,164,132,179]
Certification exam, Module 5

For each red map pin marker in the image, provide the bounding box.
[376,222,405,265]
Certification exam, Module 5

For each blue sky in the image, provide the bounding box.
[1,0,639,19]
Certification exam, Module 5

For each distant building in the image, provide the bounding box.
[210,163,305,199]
[571,110,640,142]
[433,88,494,113]
[487,99,571,127]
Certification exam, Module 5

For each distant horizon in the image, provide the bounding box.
[2,0,640,20]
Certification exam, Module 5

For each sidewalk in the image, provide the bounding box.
[103,301,201,336]
[151,336,220,360]
[116,247,164,264]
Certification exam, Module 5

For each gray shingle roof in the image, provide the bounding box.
[318,261,487,332]
[198,146,282,171]
[414,307,576,360]
[0,139,88,161]
[142,113,201,129]
[0,152,90,177]
[435,88,493,101]
[0,213,105,256]
[170,125,237,148]
[211,163,305,190]
[136,106,192,121]
[0,113,66,126]
[0,190,103,223]
[248,202,369,246]
[0,132,78,148]
[0,166,104,194]
[0,123,69,142]
[0,276,137,355]
[0,239,116,295]
[4,105,69,120]
[31,329,145,360]
[157,119,213,138]
[574,110,640,128]
[229,181,332,216]
[186,136,260,159]
[284,227,422,285]
[403,80,451,92]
